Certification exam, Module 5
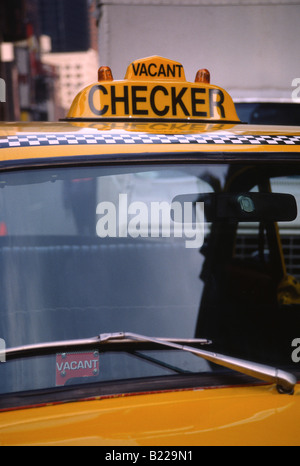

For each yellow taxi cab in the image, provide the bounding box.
[0,55,300,447]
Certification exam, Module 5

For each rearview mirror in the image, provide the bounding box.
[172,192,297,223]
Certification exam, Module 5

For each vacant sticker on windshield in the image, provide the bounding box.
[56,351,99,386]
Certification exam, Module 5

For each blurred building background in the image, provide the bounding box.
[41,0,98,114]
[1,0,300,123]
[95,0,300,104]
[0,0,98,121]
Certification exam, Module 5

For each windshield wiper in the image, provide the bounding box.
[100,333,297,394]
[4,334,210,358]
[4,332,296,394]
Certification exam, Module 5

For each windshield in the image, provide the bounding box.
[0,162,300,398]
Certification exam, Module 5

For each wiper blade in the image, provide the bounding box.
[4,333,211,359]
[4,332,296,394]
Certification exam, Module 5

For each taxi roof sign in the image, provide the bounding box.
[66,56,241,124]
[124,56,186,82]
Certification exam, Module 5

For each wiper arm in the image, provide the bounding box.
[100,333,296,394]
[4,332,296,394]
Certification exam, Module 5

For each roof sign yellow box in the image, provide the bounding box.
[67,56,240,123]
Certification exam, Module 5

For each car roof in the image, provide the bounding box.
[1,55,300,163]
[1,121,300,164]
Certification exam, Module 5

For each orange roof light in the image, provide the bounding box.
[67,56,240,123]
[195,69,210,84]
[98,66,114,82]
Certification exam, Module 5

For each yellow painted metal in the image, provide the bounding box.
[2,140,300,163]
[67,56,240,123]
[2,121,300,136]
[0,384,299,446]
[1,122,300,163]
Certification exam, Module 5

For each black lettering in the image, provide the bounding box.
[177,65,183,78]
[132,86,148,115]
[148,63,157,77]
[111,85,129,115]
[158,64,167,77]
[140,63,148,76]
[191,88,207,117]
[209,89,225,119]
[150,86,169,116]
[88,85,109,116]
[171,87,189,116]
[131,63,140,76]
[167,64,176,78]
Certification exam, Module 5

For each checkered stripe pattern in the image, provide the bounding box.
[1,133,300,148]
